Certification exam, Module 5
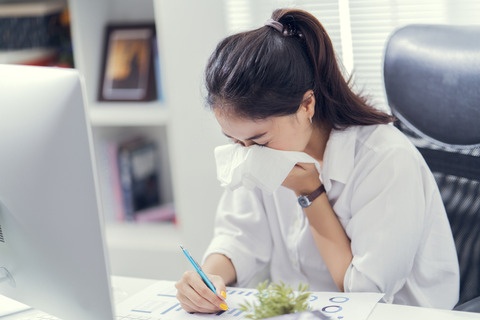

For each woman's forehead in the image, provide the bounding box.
[214,108,298,142]
[214,109,273,138]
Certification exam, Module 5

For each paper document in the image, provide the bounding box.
[0,295,31,316]
[116,280,383,320]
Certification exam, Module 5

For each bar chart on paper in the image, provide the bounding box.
[115,281,383,320]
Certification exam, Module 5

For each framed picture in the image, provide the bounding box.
[98,24,157,102]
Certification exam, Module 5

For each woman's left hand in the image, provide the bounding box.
[282,162,321,196]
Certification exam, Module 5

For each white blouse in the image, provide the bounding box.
[203,124,459,309]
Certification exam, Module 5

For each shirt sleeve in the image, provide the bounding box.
[343,145,428,302]
[202,187,273,287]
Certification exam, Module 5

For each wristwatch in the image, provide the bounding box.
[297,184,326,208]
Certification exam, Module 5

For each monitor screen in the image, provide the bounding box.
[0,64,114,320]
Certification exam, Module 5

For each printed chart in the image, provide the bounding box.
[116,281,383,320]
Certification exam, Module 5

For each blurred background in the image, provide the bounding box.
[1,0,479,281]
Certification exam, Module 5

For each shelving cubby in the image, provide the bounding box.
[69,0,228,280]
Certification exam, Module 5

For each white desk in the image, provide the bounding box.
[1,276,479,319]
[111,276,480,320]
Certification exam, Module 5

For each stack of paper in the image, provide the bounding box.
[116,280,383,320]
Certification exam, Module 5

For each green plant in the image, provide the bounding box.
[239,281,312,319]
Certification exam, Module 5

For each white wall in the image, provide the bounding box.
[154,0,228,258]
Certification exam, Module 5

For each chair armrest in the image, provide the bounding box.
[454,296,480,313]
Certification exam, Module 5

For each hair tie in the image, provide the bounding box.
[264,19,283,33]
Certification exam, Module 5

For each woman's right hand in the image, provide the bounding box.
[175,270,228,313]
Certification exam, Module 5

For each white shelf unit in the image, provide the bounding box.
[105,222,182,280]
[89,104,170,127]
[69,0,228,280]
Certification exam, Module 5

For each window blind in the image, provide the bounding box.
[349,0,448,111]
[225,0,480,112]
[224,0,343,62]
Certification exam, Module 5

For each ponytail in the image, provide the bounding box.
[206,8,395,128]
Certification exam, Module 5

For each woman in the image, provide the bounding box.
[175,8,459,313]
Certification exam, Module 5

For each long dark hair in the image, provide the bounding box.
[205,8,395,129]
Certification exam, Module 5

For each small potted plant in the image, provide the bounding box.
[239,281,312,320]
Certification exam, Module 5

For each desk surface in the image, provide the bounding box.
[1,276,479,319]
[111,276,480,320]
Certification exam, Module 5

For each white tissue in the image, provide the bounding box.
[214,144,321,194]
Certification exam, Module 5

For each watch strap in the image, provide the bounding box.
[307,184,325,203]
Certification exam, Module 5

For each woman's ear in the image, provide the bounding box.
[300,90,315,120]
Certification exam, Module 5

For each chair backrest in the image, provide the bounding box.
[384,24,480,306]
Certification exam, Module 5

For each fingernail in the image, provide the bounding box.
[221,291,227,299]
[220,303,228,311]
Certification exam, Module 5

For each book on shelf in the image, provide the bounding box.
[152,35,164,103]
[0,0,66,50]
[0,0,74,67]
[106,141,126,221]
[113,136,174,222]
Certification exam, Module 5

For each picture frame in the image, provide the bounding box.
[98,24,157,102]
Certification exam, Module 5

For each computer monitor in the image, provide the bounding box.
[0,64,115,319]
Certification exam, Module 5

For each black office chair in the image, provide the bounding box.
[384,24,480,312]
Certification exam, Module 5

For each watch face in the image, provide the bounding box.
[298,196,311,208]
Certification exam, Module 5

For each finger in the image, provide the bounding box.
[190,274,228,311]
[176,272,217,313]
[209,275,228,301]
[296,162,317,171]
[177,271,226,312]
[177,281,218,313]
[294,163,306,169]
[177,290,218,313]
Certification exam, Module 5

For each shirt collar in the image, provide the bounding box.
[321,126,357,191]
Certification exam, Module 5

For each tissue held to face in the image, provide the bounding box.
[213,107,325,195]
